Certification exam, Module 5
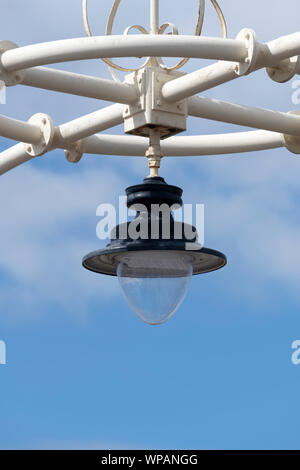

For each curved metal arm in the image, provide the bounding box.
[21,67,138,104]
[0,104,124,175]
[0,129,284,176]
[83,130,283,156]
[0,35,247,72]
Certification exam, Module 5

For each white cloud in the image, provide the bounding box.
[0,163,127,319]
[177,148,300,297]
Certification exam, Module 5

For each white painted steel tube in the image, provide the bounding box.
[188,96,300,136]
[0,143,31,175]
[257,32,300,67]
[83,130,283,156]
[163,33,300,103]
[295,58,300,75]
[22,67,138,104]
[0,104,124,175]
[162,61,237,102]
[0,36,247,71]
[0,128,283,176]
[150,0,159,34]
[53,103,124,147]
[0,114,41,143]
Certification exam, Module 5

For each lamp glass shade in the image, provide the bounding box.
[116,251,193,325]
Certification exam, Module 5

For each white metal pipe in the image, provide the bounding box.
[0,104,124,175]
[53,103,124,147]
[163,32,300,103]
[188,96,300,136]
[22,67,138,104]
[83,130,283,156]
[0,114,42,143]
[150,0,159,34]
[257,32,300,68]
[295,58,300,75]
[0,128,283,177]
[162,61,237,102]
[0,36,247,71]
[0,143,31,175]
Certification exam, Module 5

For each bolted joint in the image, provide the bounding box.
[282,110,300,154]
[146,146,162,177]
[24,113,55,157]
[267,56,300,83]
[234,29,259,77]
[123,67,187,139]
[146,128,163,177]
[147,155,161,177]
[65,140,84,163]
[0,41,25,86]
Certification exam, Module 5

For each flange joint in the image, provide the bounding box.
[24,113,55,157]
[282,110,300,154]
[65,140,84,163]
[0,41,25,86]
[234,29,258,76]
[267,56,300,83]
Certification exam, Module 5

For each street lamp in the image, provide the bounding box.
[83,176,226,324]
[1,0,300,323]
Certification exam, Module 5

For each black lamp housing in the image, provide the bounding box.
[82,177,227,276]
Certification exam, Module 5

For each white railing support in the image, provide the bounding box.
[0,36,247,71]
[0,114,42,143]
[162,61,238,103]
[162,31,300,103]
[53,103,124,147]
[0,129,284,176]
[0,143,32,175]
[256,32,300,68]
[22,67,138,104]
[150,0,159,34]
[0,104,124,175]
[188,96,300,137]
[83,130,283,157]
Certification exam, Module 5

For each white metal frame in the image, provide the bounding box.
[1,0,300,176]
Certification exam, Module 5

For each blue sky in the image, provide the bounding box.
[1,0,300,450]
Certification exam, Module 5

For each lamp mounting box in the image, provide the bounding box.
[123,66,187,139]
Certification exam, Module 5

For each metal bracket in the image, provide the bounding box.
[65,140,84,163]
[0,41,25,86]
[267,56,299,83]
[145,128,163,177]
[24,113,55,157]
[282,110,300,154]
[123,66,187,139]
[234,29,258,76]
